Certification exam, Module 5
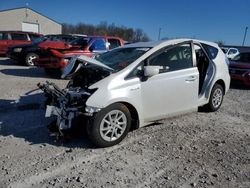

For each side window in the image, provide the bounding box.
[90,39,107,51]
[148,44,193,73]
[108,39,121,49]
[0,33,8,40]
[10,33,28,40]
[201,43,219,59]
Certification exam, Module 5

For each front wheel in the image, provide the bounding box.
[204,84,224,112]
[25,53,39,66]
[87,103,131,147]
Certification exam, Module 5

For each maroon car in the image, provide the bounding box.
[34,36,125,75]
[229,52,250,86]
[0,31,42,56]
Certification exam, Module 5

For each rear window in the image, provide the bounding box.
[0,32,8,40]
[201,43,219,59]
[10,33,28,40]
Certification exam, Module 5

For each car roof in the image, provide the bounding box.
[0,30,41,34]
[123,39,219,49]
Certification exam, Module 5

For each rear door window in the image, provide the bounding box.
[10,33,28,40]
[108,39,121,49]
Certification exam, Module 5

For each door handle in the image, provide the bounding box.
[185,76,197,82]
[130,87,140,91]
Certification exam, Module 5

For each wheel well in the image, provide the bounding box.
[120,102,139,130]
[215,79,225,94]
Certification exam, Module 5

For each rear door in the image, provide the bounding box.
[141,42,199,121]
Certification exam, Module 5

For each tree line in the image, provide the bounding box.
[62,21,150,42]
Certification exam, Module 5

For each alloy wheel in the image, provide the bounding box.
[100,110,127,142]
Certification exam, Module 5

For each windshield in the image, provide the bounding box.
[32,37,47,44]
[96,47,150,71]
[232,52,250,63]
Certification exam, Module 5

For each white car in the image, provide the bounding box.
[39,39,230,147]
[225,47,240,59]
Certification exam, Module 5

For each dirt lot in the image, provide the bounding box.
[0,57,249,188]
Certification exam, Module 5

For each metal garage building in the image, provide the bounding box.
[0,7,62,34]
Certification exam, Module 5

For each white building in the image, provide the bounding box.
[0,7,62,34]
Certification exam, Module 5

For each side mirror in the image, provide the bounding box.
[144,66,160,77]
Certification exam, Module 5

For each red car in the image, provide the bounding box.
[34,36,125,74]
[229,52,250,86]
[0,31,42,56]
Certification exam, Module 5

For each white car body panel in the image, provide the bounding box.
[81,39,231,128]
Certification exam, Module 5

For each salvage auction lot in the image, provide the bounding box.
[0,57,249,188]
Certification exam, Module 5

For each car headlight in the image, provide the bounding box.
[85,106,101,114]
[13,48,22,53]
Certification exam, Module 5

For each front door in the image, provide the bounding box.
[141,43,199,121]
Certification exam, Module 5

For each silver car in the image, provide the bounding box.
[39,39,230,147]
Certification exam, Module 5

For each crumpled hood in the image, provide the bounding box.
[62,55,114,78]
[38,41,72,50]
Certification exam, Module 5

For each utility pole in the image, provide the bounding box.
[158,27,162,40]
[242,26,248,46]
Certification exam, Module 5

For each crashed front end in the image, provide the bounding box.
[38,55,113,136]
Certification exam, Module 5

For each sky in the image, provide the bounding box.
[0,0,250,46]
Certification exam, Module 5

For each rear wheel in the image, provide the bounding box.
[87,103,131,147]
[25,53,38,66]
[204,84,224,112]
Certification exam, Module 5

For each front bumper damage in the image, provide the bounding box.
[38,81,99,136]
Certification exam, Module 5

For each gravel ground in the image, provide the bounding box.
[0,58,249,188]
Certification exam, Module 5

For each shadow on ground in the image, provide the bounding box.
[0,58,20,66]
[0,58,60,79]
[0,91,91,148]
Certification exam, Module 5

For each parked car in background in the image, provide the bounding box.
[45,34,84,43]
[38,39,230,147]
[7,34,83,66]
[220,47,240,59]
[34,36,125,75]
[0,31,42,56]
[229,52,250,86]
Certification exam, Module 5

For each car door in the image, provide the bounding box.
[0,32,10,55]
[9,33,30,47]
[141,43,199,122]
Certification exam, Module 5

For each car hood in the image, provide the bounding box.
[229,61,250,69]
[62,55,114,78]
[38,41,72,50]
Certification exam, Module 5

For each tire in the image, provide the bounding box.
[204,84,224,112]
[25,53,39,66]
[87,103,131,147]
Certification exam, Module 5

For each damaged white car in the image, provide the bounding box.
[38,39,230,147]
